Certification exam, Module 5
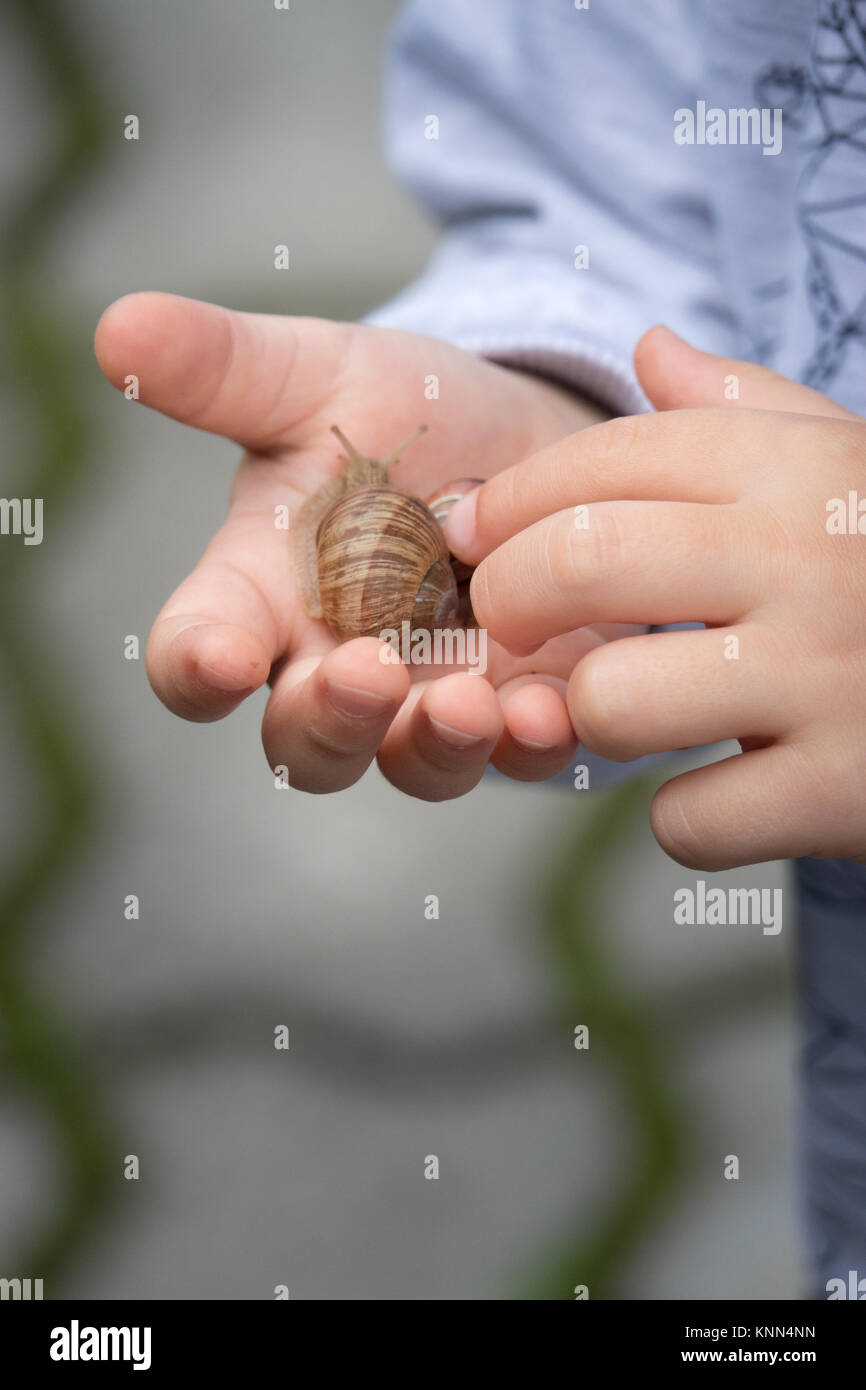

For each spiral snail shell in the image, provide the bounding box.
[292,425,479,644]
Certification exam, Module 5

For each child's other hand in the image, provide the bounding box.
[444,327,866,868]
[95,293,617,800]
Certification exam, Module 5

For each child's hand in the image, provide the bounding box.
[95,293,616,800]
[444,327,866,868]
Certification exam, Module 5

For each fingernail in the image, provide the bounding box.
[428,716,484,749]
[442,489,478,556]
[512,734,553,752]
[326,681,394,718]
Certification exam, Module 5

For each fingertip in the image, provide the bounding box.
[503,681,574,750]
[634,322,693,378]
[260,638,409,794]
[635,325,725,412]
[189,623,271,693]
[491,682,576,781]
[95,292,230,415]
[94,291,172,385]
[442,488,480,562]
[467,564,538,656]
[467,562,491,631]
[318,635,411,705]
[637,323,683,350]
[147,621,270,722]
[505,638,543,659]
[422,670,503,745]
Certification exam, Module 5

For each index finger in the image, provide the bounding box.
[443,407,783,566]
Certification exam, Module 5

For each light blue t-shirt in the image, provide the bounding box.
[367,0,866,1295]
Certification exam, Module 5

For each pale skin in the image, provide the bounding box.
[444,325,866,871]
[94,291,619,802]
[96,298,866,869]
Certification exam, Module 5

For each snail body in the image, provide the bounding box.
[292,425,475,644]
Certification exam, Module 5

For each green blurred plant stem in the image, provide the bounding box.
[521,772,690,1299]
[0,0,117,1285]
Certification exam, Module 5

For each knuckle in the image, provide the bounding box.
[559,504,626,597]
[586,503,627,579]
[585,414,643,481]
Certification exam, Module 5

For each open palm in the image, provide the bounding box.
[95,292,614,799]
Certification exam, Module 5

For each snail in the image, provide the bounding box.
[291,425,480,644]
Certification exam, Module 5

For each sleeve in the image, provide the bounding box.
[796,856,866,1294]
[364,0,736,415]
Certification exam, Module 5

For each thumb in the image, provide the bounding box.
[95,291,350,450]
[634,324,857,420]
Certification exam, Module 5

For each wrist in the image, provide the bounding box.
[505,365,611,436]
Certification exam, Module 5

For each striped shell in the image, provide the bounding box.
[292,426,460,643]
